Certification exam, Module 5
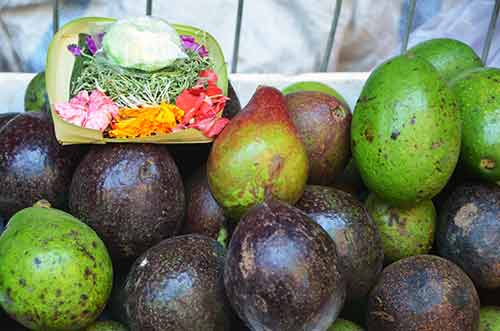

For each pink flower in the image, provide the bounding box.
[54,90,118,132]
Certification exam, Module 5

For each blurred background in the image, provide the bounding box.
[0,0,498,73]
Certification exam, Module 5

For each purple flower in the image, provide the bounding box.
[85,35,98,55]
[67,44,82,56]
[180,35,209,57]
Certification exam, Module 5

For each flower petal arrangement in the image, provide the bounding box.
[46,16,229,144]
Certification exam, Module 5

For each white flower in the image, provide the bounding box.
[103,16,187,72]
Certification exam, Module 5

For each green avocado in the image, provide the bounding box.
[328,318,364,331]
[24,72,50,113]
[84,320,128,331]
[282,81,349,110]
[450,67,500,183]
[365,193,436,264]
[408,38,483,81]
[351,54,461,206]
[0,202,113,331]
[480,306,500,331]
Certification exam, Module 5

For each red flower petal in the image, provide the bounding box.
[205,118,230,137]
[198,69,218,84]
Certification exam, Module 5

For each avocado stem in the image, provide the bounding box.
[33,200,52,209]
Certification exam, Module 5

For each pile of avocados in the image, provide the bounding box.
[0,37,499,331]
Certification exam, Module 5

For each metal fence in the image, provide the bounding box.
[52,0,500,73]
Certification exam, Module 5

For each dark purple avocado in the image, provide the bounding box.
[437,182,500,289]
[367,255,480,331]
[224,199,346,331]
[296,185,384,303]
[0,112,82,219]
[69,143,185,262]
[124,234,230,331]
[181,166,228,245]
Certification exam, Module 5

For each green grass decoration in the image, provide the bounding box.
[70,34,213,109]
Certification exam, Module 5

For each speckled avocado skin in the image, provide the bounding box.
[365,193,436,263]
[69,144,185,263]
[225,199,345,331]
[328,318,364,331]
[0,113,19,131]
[408,38,483,81]
[367,255,480,331]
[437,182,500,289]
[124,234,230,331]
[0,113,83,219]
[480,306,500,331]
[295,186,383,303]
[0,206,113,331]
[286,92,352,185]
[351,54,461,206]
[84,320,128,331]
[450,67,500,183]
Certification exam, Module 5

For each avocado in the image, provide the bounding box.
[225,199,345,331]
[351,54,461,206]
[408,38,483,81]
[84,320,128,331]
[329,318,364,331]
[24,71,50,113]
[208,86,308,219]
[296,186,383,303]
[0,112,83,219]
[181,166,228,246]
[367,255,480,331]
[480,306,500,331]
[0,203,113,331]
[69,144,185,263]
[124,234,230,331]
[282,81,349,110]
[107,266,130,326]
[437,182,500,289]
[365,193,436,263]
[286,92,351,185]
[450,67,500,183]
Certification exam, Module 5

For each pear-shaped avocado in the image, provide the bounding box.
[479,306,500,331]
[208,86,309,219]
[69,144,185,262]
[328,318,364,331]
[367,255,480,331]
[0,203,113,331]
[124,235,230,331]
[286,92,351,185]
[351,54,461,206]
[365,193,436,264]
[225,199,345,331]
[181,166,228,246]
[408,38,483,82]
[450,67,500,183]
[437,182,500,289]
[296,186,383,302]
[0,112,83,219]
